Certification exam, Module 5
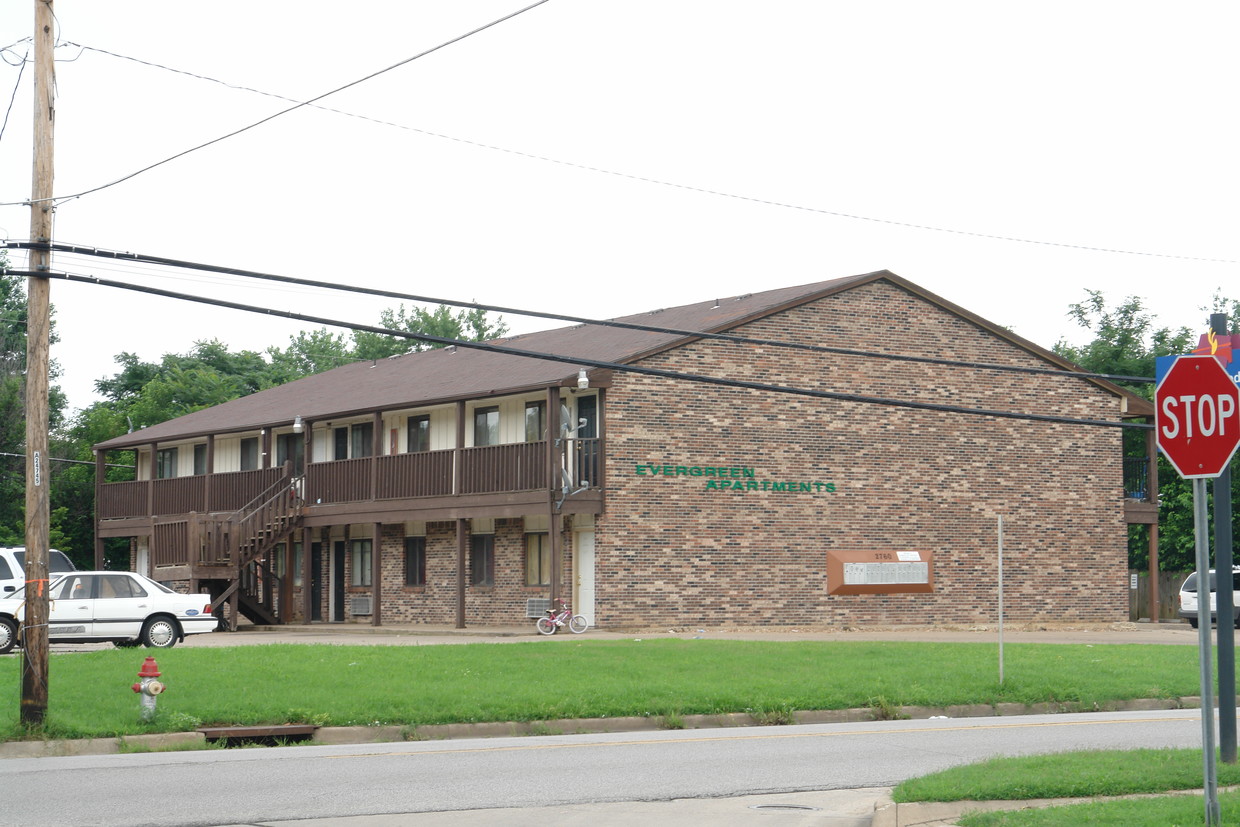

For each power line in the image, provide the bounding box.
[9,240,1157,386]
[16,0,553,207]
[0,451,133,469]
[39,44,1237,266]
[8,267,1152,431]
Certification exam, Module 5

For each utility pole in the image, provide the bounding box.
[21,0,55,727]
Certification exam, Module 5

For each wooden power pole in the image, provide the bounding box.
[22,0,55,727]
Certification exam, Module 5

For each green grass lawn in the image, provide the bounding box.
[0,638,1206,740]
[897,749,1240,826]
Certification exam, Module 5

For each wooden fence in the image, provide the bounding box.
[1129,570,1191,622]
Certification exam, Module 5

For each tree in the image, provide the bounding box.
[266,328,352,384]
[0,273,70,552]
[351,304,508,360]
[1053,290,1226,573]
[55,303,508,562]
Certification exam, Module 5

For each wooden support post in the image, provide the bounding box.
[93,450,106,568]
[371,521,382,627]
[547,386,562,604]
[456,518,467,629]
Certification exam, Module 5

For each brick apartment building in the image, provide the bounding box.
[92,270,1154,629]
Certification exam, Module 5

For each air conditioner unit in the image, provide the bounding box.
[350,596,372,616]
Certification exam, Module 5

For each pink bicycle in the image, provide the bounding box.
[536,598,588,635]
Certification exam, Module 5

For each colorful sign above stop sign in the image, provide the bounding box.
[1156,355,1240,479]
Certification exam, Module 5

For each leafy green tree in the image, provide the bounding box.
[0,271,72,556]
[352,304,507,360]
[1053,290,1228,573]
[266,328,352,384]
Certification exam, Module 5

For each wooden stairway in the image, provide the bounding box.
[193,474,304,630]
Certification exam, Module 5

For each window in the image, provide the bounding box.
[100,574,145,599]
[524,401,546,443]
[405,536,426,586]
[240,437,259,471]
[292,543,304,588]
[469,534,494,586]
[156,447,178,479]
[473,406,499,447]
[408,415,431,453]
[193,443,208,475]
[351,422,374,458]
[334,427,349,460]
[53,574,91,600]
[525,533,550,586]
[350,539,372,587]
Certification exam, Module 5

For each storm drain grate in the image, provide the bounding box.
[748,804,822,812]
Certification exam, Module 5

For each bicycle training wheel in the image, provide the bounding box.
[567,614,588,634]
[536,617,558,635]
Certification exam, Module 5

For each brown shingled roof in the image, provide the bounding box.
[95,272,878,449]
[94,270,1147,450]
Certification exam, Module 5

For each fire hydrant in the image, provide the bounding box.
[131,656,166,722]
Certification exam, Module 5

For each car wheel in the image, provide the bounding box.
[141,617,180,649]
[0,617,16,655]
[1190,618,1200,629]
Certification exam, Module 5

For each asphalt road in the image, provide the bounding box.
[0,709,1206,827]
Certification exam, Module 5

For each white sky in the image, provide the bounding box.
[1,1,1236,413]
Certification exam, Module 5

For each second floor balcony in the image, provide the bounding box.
[98,438,602,521]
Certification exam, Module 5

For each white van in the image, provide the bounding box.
[1179,567,1240,628]
[0,547,77,596]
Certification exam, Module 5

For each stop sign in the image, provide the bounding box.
[1156,355,1240,478]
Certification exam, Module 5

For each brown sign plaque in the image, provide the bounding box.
[826,550,934,595]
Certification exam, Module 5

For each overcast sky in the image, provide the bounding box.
[1,1,1236,412]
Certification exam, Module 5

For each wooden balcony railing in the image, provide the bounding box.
[100,439,603,519]
[97,467,287,520]
[461,442,546,494]
[1124,456,1150,501]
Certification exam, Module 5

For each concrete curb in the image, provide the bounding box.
[0,695,1201,759]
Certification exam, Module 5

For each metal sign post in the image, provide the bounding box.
[1155,353,1240,827]
[1194,477,1221,826]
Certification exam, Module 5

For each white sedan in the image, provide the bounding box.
[0,571,216,654]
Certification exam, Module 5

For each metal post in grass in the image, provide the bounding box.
[1210,312,1237,765]
[997,515,1004,685]
[1194,477,1221,826]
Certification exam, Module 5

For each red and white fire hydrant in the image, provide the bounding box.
[131,656,166,722]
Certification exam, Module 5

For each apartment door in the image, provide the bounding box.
[331,541,345,622]
[574,530,596,626]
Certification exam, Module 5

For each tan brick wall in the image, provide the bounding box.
[593,280,1128,627]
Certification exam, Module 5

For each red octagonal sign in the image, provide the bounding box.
[1156,355,1240,479]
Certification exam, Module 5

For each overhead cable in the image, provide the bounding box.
[7,267,1151,431]
[15,0,552,207]
[33,43,1238,265]
[11,240,1155,386]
